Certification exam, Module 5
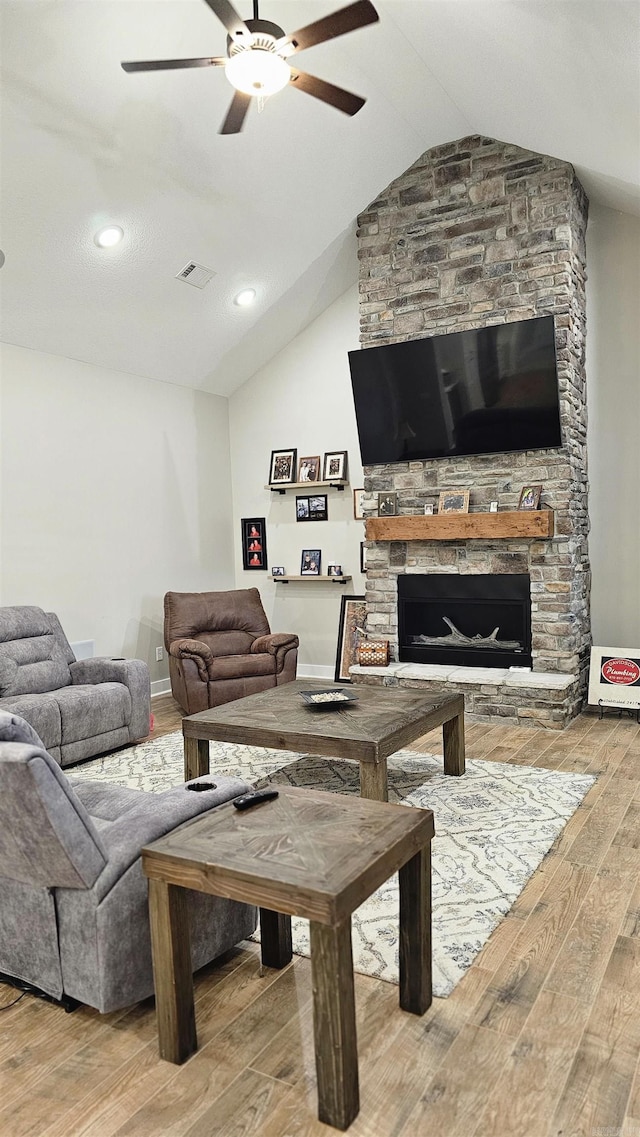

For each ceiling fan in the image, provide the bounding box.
[121,0,379,135]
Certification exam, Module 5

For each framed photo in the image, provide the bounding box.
[334,594,366,683]
[424,503,434,516]
[241,517,267,571]
[269,448,297,485]
[360,541,366,573]
[296,494,328,522]
[588,646,640,711]
[298,455,321,483]
[323,450,348,482]
[328,564,343,577]
[438,490,470,515]
[377,492,397,517]
[271,566,286,577]
[309,494,327,521]
[353,488,365,520]
[518,485,542,511]
[300,549,321,575]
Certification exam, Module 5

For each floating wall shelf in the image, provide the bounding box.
[265,480,348,495]
[272,575,352,584]
[365,510,554,542]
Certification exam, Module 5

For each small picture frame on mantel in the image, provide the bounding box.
[438,489,470,515]
[377,492,397,517]
[518,485,542,511]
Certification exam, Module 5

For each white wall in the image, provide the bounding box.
[586,204,640,646]
[0,344,235,686]
[228,287,364,678]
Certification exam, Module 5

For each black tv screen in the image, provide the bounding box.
[349,315,562,464]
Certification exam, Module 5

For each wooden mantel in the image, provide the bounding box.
[365,510,554,542]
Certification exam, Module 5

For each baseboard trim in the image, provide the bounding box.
[151,679,172,697]
[152,671,333,696]
[297,665,334,681]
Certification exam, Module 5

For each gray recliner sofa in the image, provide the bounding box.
[0,605,151,766]
[0,711,258,1013]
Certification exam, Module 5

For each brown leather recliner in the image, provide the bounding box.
[164,589,299,715]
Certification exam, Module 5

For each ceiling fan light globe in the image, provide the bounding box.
[225,49,289,97]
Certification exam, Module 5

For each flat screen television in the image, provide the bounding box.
[348,314,562,464]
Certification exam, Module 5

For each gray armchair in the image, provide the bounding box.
[0,605,150,766]
[0,711,257,1013]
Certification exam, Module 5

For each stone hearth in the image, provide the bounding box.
[355,135,590,729]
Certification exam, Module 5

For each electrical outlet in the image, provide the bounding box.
[155,646,164,662]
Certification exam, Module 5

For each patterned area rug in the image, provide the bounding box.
[72,732,595,998]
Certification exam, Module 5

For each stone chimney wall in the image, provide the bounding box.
[356,135,590,684]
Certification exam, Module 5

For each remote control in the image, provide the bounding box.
[233,789,279,811]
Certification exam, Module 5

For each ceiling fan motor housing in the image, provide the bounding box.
[227,19,286,57]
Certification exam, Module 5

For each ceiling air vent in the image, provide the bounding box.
[175,262,216,289]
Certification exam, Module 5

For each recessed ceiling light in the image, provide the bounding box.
[234,288,256,307]
[94,225,124,248]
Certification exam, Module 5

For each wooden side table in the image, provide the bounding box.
[142,786,435,1131]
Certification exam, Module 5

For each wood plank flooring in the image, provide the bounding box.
[1,694,639,1136]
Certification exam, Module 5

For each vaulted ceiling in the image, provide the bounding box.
[1,0,638,395]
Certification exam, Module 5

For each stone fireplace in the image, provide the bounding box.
[352,135,590,729]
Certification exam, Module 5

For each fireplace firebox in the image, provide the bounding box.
[398,574,532,669]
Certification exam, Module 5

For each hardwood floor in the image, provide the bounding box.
[1,694,639,1137]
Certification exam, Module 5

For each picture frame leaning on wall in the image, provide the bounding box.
[334,594,366,683]
[353,488,365,520]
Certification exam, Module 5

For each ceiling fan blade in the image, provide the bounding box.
[202,0,251,42]
[276,0,378,57]
[121,56,226,73]
[219,90,252,134]
[289,69,365,116]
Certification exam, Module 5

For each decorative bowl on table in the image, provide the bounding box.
[299,689,359,709]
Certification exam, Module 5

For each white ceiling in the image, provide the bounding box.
[1,0,639,396]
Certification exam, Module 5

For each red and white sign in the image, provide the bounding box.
[601,657,640,686]
[589,646,640,710]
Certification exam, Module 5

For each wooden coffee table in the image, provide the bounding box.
[183,679,465,799]
[142,785,435,1131]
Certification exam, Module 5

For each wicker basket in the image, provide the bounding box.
[358,640,390,667]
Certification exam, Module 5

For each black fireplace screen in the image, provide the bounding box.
[398,574,532,669]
